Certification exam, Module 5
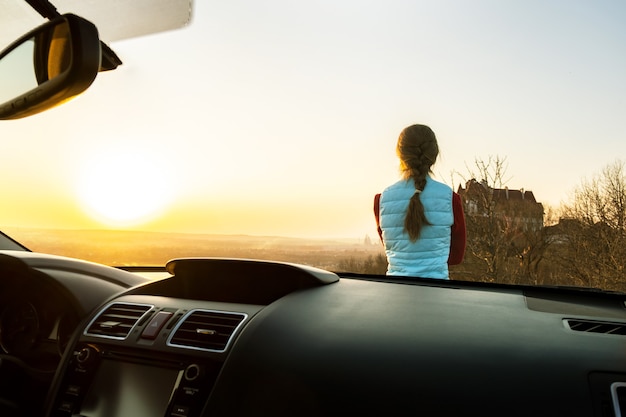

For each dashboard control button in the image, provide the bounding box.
[76,347,91,364]
[66,384,81,396]
[184,363,203,382]
[142,311,173,339]
[170,404,190,416]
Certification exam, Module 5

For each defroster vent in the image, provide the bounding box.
[167,309,247,352]
[565,319,626,336]
[84,302,153,339]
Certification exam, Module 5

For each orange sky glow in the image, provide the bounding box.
[2,1,626,241]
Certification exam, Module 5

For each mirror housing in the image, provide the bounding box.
[0,14,101,120]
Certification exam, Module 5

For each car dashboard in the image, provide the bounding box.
[41,257,626,417]
[0,250,148,416]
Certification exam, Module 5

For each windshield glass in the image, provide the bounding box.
[2,1,626,292]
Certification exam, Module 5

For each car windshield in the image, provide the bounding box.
[1,1,626,293]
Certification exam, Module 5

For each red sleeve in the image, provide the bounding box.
[448,192,466,265]
[374,193,383,243]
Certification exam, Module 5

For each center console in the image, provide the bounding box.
[47,298,257,417]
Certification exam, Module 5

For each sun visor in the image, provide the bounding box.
[0,0,192,46]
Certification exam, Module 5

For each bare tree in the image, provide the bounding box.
[542,204,560,227]
[555,160,626,291]
[453,155,512,190]
[454,156,511,281]
[455,156,547,284]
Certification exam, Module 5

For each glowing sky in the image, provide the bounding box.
[1,0,626,238]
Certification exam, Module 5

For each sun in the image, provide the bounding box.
[75,143,174,228]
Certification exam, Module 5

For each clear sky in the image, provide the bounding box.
[1,0,626,239]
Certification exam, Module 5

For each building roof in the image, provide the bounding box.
[457,179,538,203]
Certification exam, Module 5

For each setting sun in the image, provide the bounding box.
[74,142,174,227]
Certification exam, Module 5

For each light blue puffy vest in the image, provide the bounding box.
[379,176,453,279]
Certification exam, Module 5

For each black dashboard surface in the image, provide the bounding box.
[210,279,626,416]
[45,258,626,417]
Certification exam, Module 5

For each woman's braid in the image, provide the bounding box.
[396,125,439,242]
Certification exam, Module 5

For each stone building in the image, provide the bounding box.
[457,179,544,232]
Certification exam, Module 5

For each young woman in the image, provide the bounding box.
[374,124,466,278]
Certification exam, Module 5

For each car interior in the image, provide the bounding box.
[1,1,625,417]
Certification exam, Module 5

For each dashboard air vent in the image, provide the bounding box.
[565,319,626,336]
[84,302,153,340]
[168,309,247,352]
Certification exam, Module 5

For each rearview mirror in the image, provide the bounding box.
[0,14,101,120]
